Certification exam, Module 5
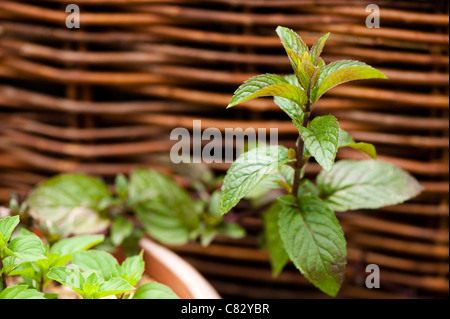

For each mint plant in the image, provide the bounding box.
[0,215,178,299]
[20,168,244,252]
[220,26,423,297]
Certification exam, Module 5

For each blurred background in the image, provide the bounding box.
[0,0,448,298]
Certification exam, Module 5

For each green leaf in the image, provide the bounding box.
[6,234,46,262]
[278,194,347,297]
[263,201,289,277]
[0,215,20,244]
[0,285,45,299]
[50,234,104,257]
[81,271,102,299]
[27,174,112,237]
[273,75,305,130]
[317,160,423,212]
[276,26,309,77]
[110,217,134,247]
[120,253,145,286]
[299,115,339,171]
[129,169,200,245]
[132,282,179,299]
[72,250,120,280]
[94,277,134,299]
[115,174,129,201]
[217,222,246,239]
[46,266,84,296]
[220,145,295,215]
[338,129,376,159]
[227,74,307,109]
[311,60,387,103]
[309,33,330,66]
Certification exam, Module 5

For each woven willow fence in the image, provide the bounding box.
[0,0,448,298]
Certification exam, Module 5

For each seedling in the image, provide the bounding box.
[0,215,178,299]
[220,26,422,297]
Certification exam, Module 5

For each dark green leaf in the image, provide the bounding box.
[220,145,295,215]
[263,201,289,277]
[278,194,346,296]
[129,169,200,245]
[299,115,340,171]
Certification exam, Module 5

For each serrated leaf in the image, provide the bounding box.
[311,60,387,103]
[94,277,134,299]
[0,285,45,299]
[0,215,20,244]
[309,33,330,66]
[263,201,289,277]
[276,26,309,60]
[227,74,307,109]
[220,145,295,215]
[129,169,200,246]
[27,174,112,237]
[132,282,179,299]
[50,234,104,257]
[72,250,120,280]
[273,75,305,129]
[120,253,145,286]
[299,115,339,171]
[317,160,423,212]
[278,194,347,297]
[338,129,376,159]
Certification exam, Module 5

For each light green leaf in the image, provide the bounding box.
[120,253,145,286]
[132,282,179,299]
[72,250,120,280]
[46,266,84,296]
[338,129,376,159]
[311,60,387,103]
[27,174,112,237]
[299,115,339,171]
[129,169,200,246]
[110,217,134,247]
[273,75,305,130]
[50,234,104,257]
[0,285,45,299]
[263,201,289,277]
[0,215,20,244]
[220,145,295,215]
[6,234,46,262]
[309,33,330,66]
[227,74,307,109]
[81,271,102,299]
[94,277,134,299]
[317,160,424,212]
[278,194,347,297]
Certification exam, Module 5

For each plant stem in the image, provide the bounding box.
[0,255,7,291]
[291,102,311,197]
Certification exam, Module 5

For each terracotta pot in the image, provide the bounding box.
[138,237,220,299]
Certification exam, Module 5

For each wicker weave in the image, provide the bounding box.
[0,0,448,298]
